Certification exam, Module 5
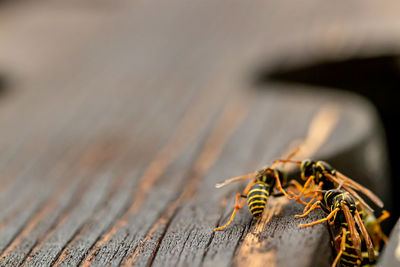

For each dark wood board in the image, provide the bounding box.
[0,0,395,266]
[0,85,387,267]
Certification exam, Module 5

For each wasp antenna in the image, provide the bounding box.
[307,189,327,194]
[215,173,256,188]
[285,147,302,161]
[272,159,301,166]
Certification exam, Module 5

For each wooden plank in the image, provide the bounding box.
[0,0,395,266]
[0,88,384,267]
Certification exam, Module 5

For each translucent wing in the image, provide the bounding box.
[342,203,362,258]
[324,173,374,213]
[342,184,374,213]
[335,171,383,208]
[355,210,375,262]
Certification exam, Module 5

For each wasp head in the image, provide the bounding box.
[300,159,315,180]
[314,161,336,178]
[255,167,277,185]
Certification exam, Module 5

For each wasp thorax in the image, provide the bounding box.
[255,168,275,184]
[315,161,335,175]
[325,190,357,214]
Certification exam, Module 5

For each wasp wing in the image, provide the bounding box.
[355,210,375,262]
[324,173,374,213]
[325,173,374,212]
[342,203,362,258]
[342,184,374,213]
[335,171,383,208]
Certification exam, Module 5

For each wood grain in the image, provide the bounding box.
[0,0,395,266]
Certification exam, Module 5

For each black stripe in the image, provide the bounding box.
[248,195,268,201]
[342,253,358,260]
[251,208,264,216]
[249,203,265,209]
[250,183,271,191]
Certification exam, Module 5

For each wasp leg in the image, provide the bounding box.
[288,180,304,193]
[295,200,321,218]
[214,193,247,231]
[272,182,300,198]
[293,175,316,205]
[274,173,296,200]
[302,181,323,213]
[332,228,347,267]
[375,210,390,244]
[214,179,255,231]
[298,207,340,228]
[271,192,284,197]
[377,210,390,224]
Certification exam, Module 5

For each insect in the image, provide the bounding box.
[272,156,384,213]
[213,166,295,231]
[356,209,390,266]
[213,149,304,231]
[296,189,375,267]
[362,209,390,251]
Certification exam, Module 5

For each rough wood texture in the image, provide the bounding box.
[0,85,385,267]
[0,1,394,266]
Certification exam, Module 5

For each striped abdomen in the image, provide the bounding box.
[247,182,271,217]
[340,225,362,267]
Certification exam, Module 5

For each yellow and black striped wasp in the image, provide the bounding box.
[362,209,390,252]
[295,189,376,267]
[272,156,384,214]
[213,166,295,231]
[357,209,390,266]
[213,149,305,231]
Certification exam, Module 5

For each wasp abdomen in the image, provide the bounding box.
[340,228,362,267]
[247,182,271,217]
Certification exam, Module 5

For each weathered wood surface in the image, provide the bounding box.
[0,1,395,266]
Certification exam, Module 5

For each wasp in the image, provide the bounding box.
[296,189,376,267]
[213,162,301,231]
[362,209,390,251]
[272,156,384,213]
[213,149,303,231]
[357,209,390,266]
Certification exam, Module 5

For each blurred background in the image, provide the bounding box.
[1,0,400,265]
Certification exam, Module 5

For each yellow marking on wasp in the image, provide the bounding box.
[248,188,269,195]
[345,243,355,249]
[340,257,357,264]
[249,200,267,205]
[324,191,332,203]
[234,106,339,266]
[251,210,264,215]
[248,195,268,202]
[250,205,266,212]
[342,251,358,258]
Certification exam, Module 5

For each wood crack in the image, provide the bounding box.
[146,207,181,267]
[119,96,250,266]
